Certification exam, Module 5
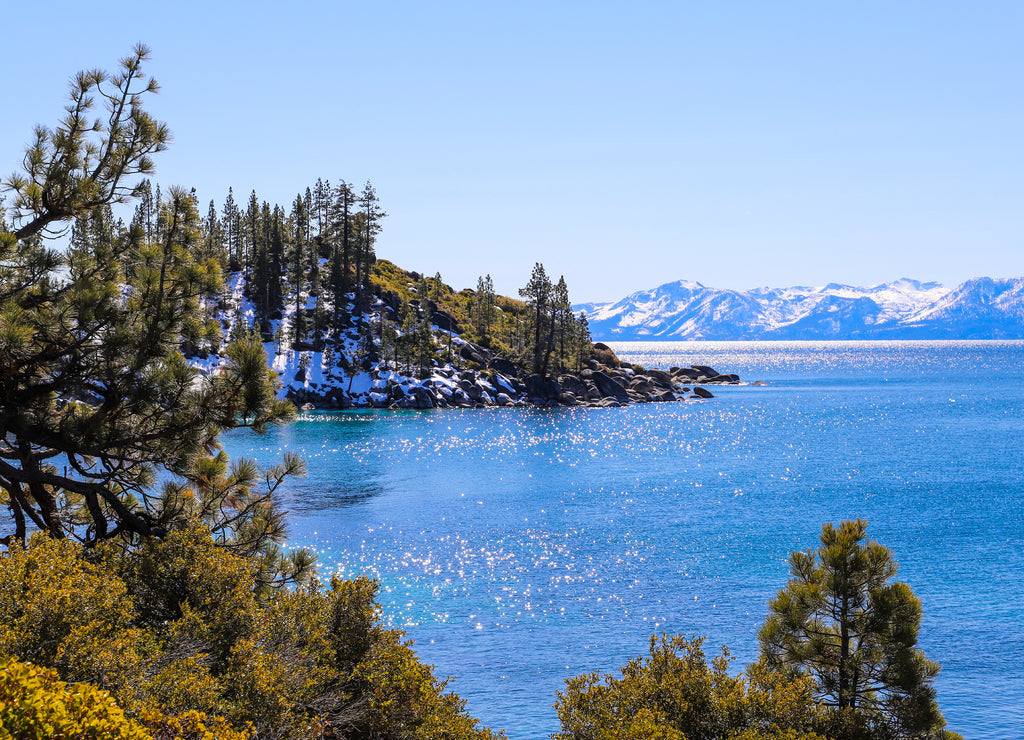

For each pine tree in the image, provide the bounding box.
[313,177,330,243]
[549,276,571,374]
[71,205,119,256]
[398,303,416,374]
[154,183,166,242]
[758,519,957,739]
[248,202,271,326]
[473,274,496,342]
[0,48,297,549]
[245,189,260,274]
[249,200,281,332]
[331,180,355,304]
[132,180,156,243]
[574,311,592,372]
[222,187,241,271]
[288,194,309,346]
[201,198,226,265]
[1,45,169,248]
[416,273,430,308]
[519,262,552,374]
[415,313,435,378]
[381,322,399,369]
[270,206,287,321]
[355,181,386,308]
[303,187,313,246]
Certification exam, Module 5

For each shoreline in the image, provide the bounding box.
[288,359,743,411]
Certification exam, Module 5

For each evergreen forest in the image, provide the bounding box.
[87,176,595,405]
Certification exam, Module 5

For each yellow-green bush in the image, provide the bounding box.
[0,529,500,740]
[113,526,259,658]
[554,635,824,740]
[0,536,150,696]
[592,345,621,368]
[140,709,250,740]
[0,656,150,740]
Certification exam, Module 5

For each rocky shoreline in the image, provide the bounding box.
[288,341,743,411]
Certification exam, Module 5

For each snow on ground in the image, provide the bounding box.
[186,273,498,406]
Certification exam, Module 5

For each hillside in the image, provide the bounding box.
[199,261,733,411]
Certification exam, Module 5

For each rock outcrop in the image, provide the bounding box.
[287,351,741,411]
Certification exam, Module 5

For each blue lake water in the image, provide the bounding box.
[222,341,1024,739]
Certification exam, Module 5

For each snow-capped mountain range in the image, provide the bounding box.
[574,277,1024,340]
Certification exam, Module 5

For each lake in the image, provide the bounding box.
[222,340,1024,739]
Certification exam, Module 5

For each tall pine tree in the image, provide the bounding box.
[222,187,241,271]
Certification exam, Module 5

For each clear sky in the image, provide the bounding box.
[4,1,1022,302]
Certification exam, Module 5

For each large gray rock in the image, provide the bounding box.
[450,389,473,407]
[491,373,518,396]
[646,368,675,385]
[589,370,629,402]
[487,357,519,377]
[409,386,436,409]
[523,374,562,403]
[329,389,352,409]
[692,386,715,398]
[459,344,487,365]
[458,379,484,402]
[630,378,658,395]
[380,289,404,316]
[431,308,460,333]
[558,375,588,396]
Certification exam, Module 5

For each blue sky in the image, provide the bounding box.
[4,1,1022,301]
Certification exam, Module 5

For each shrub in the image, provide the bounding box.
[591,345,620,368]
[141,710,249,740]
[0,656,150,740]
[554,634,824,740]
[0,531,500,740]
[0,536,150,696]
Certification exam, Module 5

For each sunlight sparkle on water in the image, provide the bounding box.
[220,341,1024,740]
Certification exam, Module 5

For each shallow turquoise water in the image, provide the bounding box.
[222,341,1024,739]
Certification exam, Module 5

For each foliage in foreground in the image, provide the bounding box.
[556,520,962,740]
[555,634,825,740]
[0,45,302,577]
[0,655,246,740]
[0,656,149,740]
[759,519,959,740]
[0,531,500,740]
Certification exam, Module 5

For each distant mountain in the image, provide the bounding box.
[574,277,1024,340]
